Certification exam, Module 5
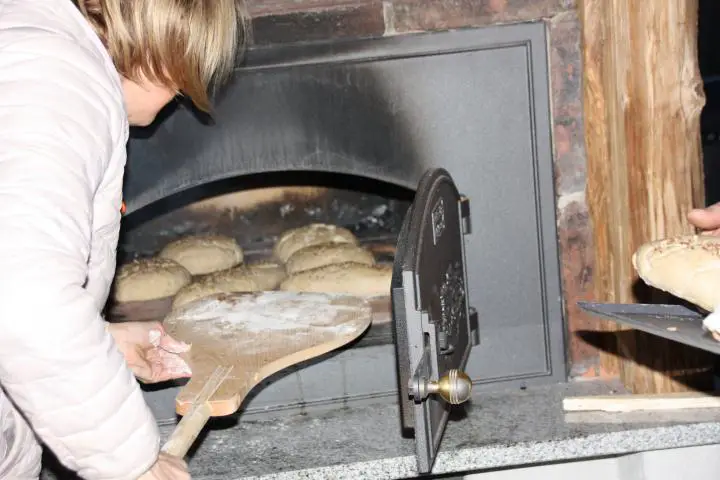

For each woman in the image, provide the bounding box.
[0,0,243,478]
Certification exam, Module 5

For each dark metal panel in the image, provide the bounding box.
[392,168,474,473]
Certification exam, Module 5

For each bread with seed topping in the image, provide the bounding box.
[279,262,391,297]
[113,257,192,302]
[273,223,358,263]
[171,260,286,309]
[285,243,375,274]
[172,267,259,309]
[241,259,287,290]
[159,234,244,275]
[633,234,720,313]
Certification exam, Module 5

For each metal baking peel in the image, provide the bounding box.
[578,302,720,356]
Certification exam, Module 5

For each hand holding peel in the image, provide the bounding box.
[107,321,192,383]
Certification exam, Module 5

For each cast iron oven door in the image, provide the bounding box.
[392,168,478,474]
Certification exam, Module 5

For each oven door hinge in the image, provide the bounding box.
[459,195,471,235]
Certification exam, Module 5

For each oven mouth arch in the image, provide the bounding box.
[121,170,416,231]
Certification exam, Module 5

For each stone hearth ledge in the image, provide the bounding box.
[157,380,720,479]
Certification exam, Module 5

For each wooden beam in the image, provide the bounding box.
[580,0,620,375]
[581,0,713,392]
[563,392,720,413]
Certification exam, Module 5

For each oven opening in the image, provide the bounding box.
[111,171,414,350]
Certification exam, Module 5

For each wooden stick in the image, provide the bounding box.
[161,365,233,458]
[563,392,720,413]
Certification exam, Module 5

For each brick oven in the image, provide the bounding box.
[116,0,588,470]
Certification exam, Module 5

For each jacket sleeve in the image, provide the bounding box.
[0,33,161,479]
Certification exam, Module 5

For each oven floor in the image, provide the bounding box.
[41,379,720,479]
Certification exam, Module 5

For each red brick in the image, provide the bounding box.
[387,0,575,33]
[249,2,385,45]
[556,199,601,367]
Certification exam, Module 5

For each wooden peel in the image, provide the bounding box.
[107,294,392,325]
[158,291,373,457]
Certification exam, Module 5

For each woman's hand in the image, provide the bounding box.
[137,452,191,480]
[107,321,192,383]
[688,202,720,235]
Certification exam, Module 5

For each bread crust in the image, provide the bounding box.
[285,243,375,275]
[633,234,720,313]
[280,262,392,297]
[273,224,358,263]
[159,234,244,275]
[114,257,192,302]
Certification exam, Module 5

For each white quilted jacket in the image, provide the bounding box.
[0,0,161,478]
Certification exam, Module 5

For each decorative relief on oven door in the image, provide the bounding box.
[439,261,465,352]
[431,198,445,245]
[391,168,478,474]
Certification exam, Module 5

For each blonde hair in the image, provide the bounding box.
[78,0,246,112]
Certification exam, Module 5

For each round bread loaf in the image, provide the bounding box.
[159,234,244,275]
[172,267,260,309]
[633,234,720,313]
[113,257,192,303]
[273,223,358,263]
[285,243,375,275]
[279,262,392,297]
[242,259,287,290]
[633,234,720,341]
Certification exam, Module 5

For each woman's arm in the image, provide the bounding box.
[0,31,161,480]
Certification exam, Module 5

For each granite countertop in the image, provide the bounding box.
[146,379,720,480]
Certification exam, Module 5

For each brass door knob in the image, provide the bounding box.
[426,369,472,405]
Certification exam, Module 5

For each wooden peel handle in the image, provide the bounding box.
[161,365,233,458]
[161,401,213,458]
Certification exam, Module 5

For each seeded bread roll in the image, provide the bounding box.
[279,262,392,297]
[273,223,358,263]
[633,234,720,312]
[113,257,192,302]
[242,259,287,290]
[172,267,260,309]
[285,243,375,275]
[159,234,244,275]
[633,234,720,341]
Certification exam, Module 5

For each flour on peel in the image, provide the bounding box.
[174,292,364,335]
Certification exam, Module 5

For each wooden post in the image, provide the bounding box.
[581,0,713,392]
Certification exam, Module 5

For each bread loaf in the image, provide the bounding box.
[280,262,392,297]
[242,259,287,290]
[172,267,259,309]
[633,234,720,312]
[113,257,191,302]
[285,243,375,275]
[273,223,358,263]
[159,234,244,275]
[633,234,720,340]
